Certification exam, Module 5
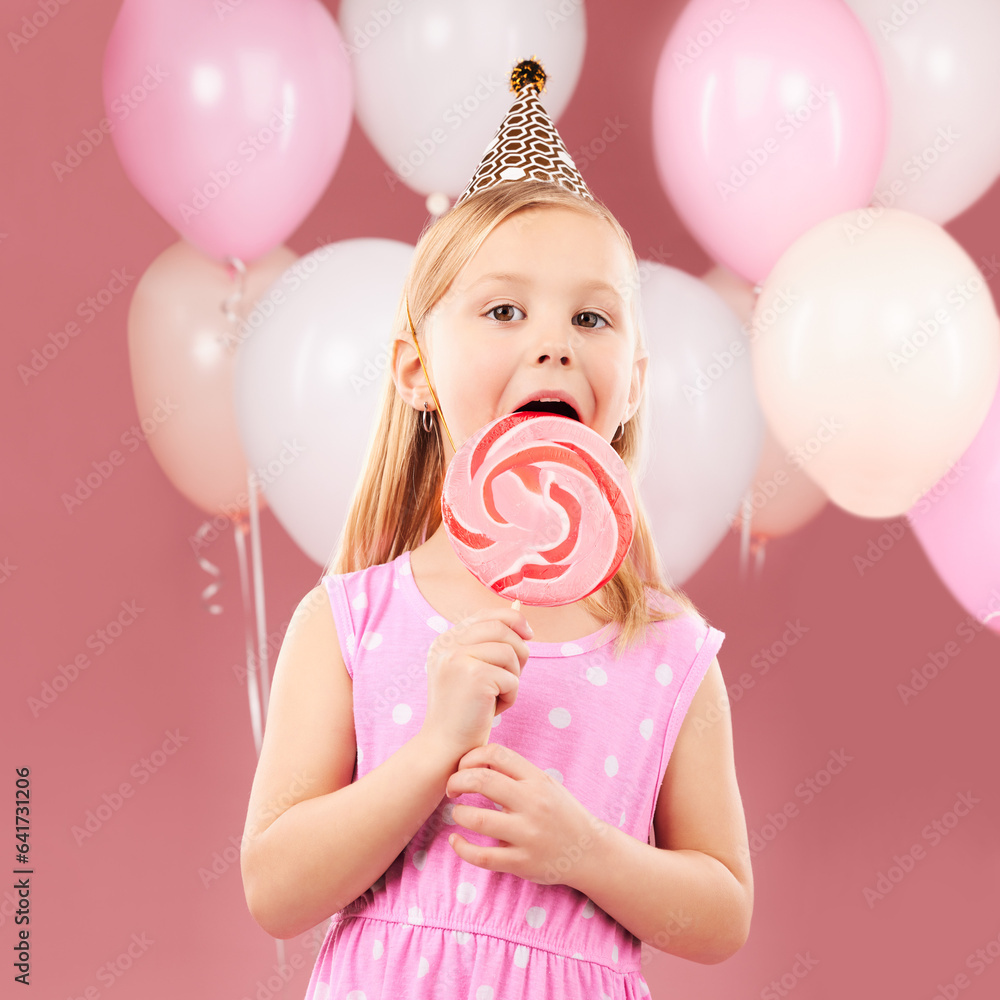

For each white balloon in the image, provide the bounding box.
[845,0,1000,223]
[638,262,765,586]
[340,0,586,197]
[234,238,415,566]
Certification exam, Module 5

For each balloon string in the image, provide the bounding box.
[247,465,271,719]
[220,256,247,352]
[405,296,457,454]
[234,513,264,758]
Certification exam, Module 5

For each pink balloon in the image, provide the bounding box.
[907,384,1000,638]
[127,240,298,518]
[103,0,352,263]
[653,0,888,284]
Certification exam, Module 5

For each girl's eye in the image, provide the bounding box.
[485,305,609,329]
[486,303,525,323]
[575,311,609,330]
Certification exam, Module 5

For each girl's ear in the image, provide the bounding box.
[625,347,649,423]
[391,334,428,410]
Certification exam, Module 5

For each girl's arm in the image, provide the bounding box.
[570,658,753,964]
[240,585,461,940]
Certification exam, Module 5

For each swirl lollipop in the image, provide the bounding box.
[441,411,636,606]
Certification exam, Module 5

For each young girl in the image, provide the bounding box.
[241,73,752,994]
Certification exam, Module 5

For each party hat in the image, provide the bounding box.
[454,56,594,207]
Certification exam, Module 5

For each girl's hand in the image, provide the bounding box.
[420,606,533,763]
[444,742,611,889]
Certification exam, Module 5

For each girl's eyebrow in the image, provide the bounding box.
[469,271,625,303]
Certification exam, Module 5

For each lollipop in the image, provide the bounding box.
[441,411,635,606]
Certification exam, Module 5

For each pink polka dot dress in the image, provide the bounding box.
[302,549,725,999]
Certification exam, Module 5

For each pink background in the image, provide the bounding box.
[3,1,999,998]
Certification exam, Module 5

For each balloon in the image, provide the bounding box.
[652,0,888,284]
[639,261,765,585]
[234,239,415,565]
[701,265,828,538]
[127,241,297,517]
[845,0,1000,225]
[103,0,352,262]
[907,382,1000,637]
[752,208,1000,519]
[440,411,635,606]
[340,0,585,198]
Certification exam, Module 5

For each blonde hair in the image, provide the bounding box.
[325,178,702,659]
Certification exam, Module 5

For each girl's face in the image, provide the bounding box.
[395,205,648,463]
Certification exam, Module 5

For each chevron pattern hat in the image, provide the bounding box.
[454,56,594,207]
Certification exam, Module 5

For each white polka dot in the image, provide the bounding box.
[619,809,626,826]
[572,952,583,959]
[313,984,330,1000]
[513,943,530,967]
[361,631,383,650]
[400,561,412,576]
[475,987,495,1000]
[442,803,457,825]
[582,899,595,918]
[455,930,471,944]
[639,980,650,995]
[412,849,427,870]
[358,745,365,763]
[457,881,477,904]
[393,578,399,589]
[491,714,501,728]
[639,719,653,740]
[545,768,563,783]
[655,662,673,686]
[346,990,366,1000]
[373,940,384,959]
[347,632,356,650]
[525,906,546,928]
[351,592,368,609]
[586,665,607,685]
[612,944,619,962]
[605,756,618,777]
[407,905,424,924]
[417,956,430,977]
[392,704,412,724]
[560,641,584,656]
[500,165,526,180]
[696,631,706,651]
[427,615,449,633]
[549,707,571,728]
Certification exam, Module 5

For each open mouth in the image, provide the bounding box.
[513,400,581,422]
